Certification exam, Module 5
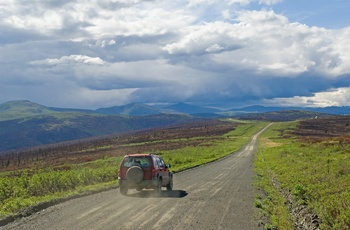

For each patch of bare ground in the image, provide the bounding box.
[260,137,282,148]
[293,116,350,142]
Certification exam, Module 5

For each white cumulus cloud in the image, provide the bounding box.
[1,0,350,108]
[31,55,105,65]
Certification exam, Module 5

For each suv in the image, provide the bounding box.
[118,153,173,195]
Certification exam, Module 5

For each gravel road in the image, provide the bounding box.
[1,125,270,230]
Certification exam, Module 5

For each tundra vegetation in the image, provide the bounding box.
[2,116,349,230]
[0,120,266,218]
[255,118,350,229]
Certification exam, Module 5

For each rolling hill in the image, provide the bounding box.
[0,113,201,152]
[0,100,55,121]
[163,102,221,114]
[0,100,347,152]
[95,102,162,116]
[0,101,201,152]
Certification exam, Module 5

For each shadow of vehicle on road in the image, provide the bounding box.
[126,190,188,198]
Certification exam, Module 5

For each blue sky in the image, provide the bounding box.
[0,0,349,109]
[273,0,349,29]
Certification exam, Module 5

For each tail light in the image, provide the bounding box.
[152,169,157,177]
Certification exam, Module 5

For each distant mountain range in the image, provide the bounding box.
[230,105,350,115]
[49,101,224,117]
[93,102,350,116]
[2,100,348,119]
[95,103,162,116]
[46,101,350,116]
[0,100,349,152]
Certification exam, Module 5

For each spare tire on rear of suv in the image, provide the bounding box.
[126,166,144,184]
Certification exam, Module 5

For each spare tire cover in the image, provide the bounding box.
[126,166,144,184]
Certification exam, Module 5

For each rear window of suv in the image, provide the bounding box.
[122,157,151,168]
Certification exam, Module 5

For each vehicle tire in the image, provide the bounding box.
[166,176,173,191]
[126,166,144,184]
[154,178,162,196]
[120,185,128,195]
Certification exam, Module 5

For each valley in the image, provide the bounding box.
[0,100,339,152]
[1,99,350,229]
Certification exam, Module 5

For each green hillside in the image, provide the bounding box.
[0,101,199,151]
[0,100,55,121]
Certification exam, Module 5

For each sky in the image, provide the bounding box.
[0,0,350,109]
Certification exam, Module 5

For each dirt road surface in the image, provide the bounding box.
[1,125,271,230]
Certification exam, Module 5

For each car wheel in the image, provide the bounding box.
[126,166,144,184]
[120,185,128,195]
[166,176,173,191]
[154,178,162,196]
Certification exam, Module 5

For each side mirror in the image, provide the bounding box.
[166,164,171,169]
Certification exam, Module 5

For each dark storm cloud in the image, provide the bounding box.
[0,0,350,108]
[0,25,44,44]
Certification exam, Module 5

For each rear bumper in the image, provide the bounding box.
[118,177,158,189]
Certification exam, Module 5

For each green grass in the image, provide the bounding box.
[0,162,121,217]
[255,122,350,229]
[0,121,266,218]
